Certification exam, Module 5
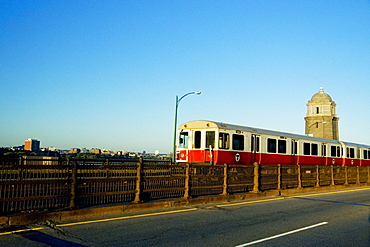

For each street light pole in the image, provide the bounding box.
[173,91,201,163]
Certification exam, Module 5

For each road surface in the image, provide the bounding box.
[1,187,370,246]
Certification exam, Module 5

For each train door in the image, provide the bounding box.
[357,148,362,166]
[205,131,215,163]
[340,143,345,166]
[321,144,327,165]
[191,130,202,162]
[291,139,298,165]
[251,134,260,164]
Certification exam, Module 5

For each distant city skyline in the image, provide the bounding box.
[1,137,161,154]
[1,1,369,152]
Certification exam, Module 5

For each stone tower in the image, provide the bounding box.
[305,87,339,140]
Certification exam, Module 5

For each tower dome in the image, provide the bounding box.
[310,87,333,102]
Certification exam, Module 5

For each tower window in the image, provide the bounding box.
[316,107,319,114]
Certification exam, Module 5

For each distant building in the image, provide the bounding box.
[101,149,114,155]
[91,148,101,154]
[45,147,57,152]
[40,147,60,157]
[69,148,81,154]
[114,151,126,156]
[11,146,24,151]
[305,87,339,140]
[24,138,40,153]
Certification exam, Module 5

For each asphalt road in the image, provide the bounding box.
[1,187,370,246]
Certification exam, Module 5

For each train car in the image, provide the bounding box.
[342,141,370,167]
[176,120,370,166]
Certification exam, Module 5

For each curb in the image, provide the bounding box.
[1,184,368,226]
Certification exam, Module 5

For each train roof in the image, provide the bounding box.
[179,120,370,148]
[341,141,370,149]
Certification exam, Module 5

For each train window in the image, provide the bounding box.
[251,135,260,152]
[267,139,277,153]
[312,144,318,156]
[346,148,355,158]
[303,143,318,156]
[194,131,201,149]
[303,143,310,155]
[179,132,188,148]
[364,150,368,160]
[331,146,341,157]
[278,140,286,154]
[219,133,230,149]
[330,146,337,157]
[232,134,244,151]
[206,131,215,149]
[350,148,355,158]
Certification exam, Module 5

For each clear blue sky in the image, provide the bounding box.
[1,1,369,153]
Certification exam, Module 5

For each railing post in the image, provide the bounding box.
[221,164,228,196]
[18,156,24,181]
[252,162,260,193]
[133,158,143,203]
[18,156,23,166]
[277,164,281,190]
[105,159,110,179]
[69,159,77,209]
[315,165,320,187]
[344,166,349,186]
[331,165,335,186]
[356,166,360,185]
[182,164,190,199]
[297,165,302,189]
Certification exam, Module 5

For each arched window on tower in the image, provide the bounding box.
[316,107,320,114]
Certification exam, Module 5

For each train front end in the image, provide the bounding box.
[176,121,219,164]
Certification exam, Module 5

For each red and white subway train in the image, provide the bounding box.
[176,120,370,166]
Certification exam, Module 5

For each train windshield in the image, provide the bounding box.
[179,132,188,148]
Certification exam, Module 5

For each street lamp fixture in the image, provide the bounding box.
[173,91,201,163]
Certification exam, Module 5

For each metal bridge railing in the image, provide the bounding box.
[1,156,370,215]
